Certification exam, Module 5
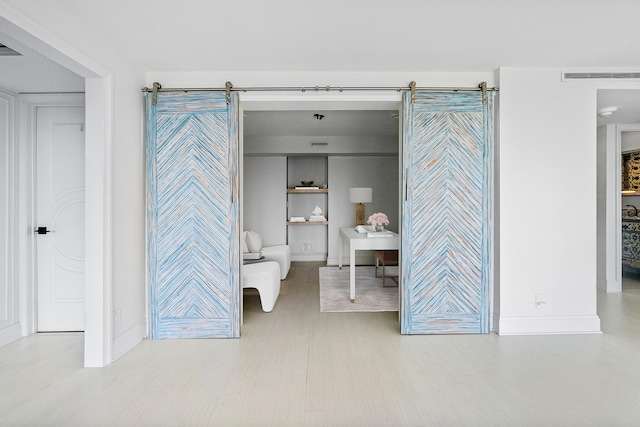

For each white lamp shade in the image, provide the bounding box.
[349,187,372,204]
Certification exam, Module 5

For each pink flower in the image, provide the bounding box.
[367,212,389,227]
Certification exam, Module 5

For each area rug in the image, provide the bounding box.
[319,266,399,312]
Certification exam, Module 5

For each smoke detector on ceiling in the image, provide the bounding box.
[598,106,618,117]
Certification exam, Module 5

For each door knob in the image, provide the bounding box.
[35,226,52,234]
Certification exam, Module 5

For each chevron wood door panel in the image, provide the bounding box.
[401,91,493,334]
[147,91,240,339]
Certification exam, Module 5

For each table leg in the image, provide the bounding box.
[350,245,355,303]
[339,235,343,270]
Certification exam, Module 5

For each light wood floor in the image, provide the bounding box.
[2,263,640,426]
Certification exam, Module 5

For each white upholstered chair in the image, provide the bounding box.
[243,261,281,312]
[243,231,291,280]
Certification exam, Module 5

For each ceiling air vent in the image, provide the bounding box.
[563,71,640,81]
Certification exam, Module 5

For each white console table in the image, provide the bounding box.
[338,226,400,303]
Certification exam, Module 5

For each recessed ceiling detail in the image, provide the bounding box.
[0,43,22,56]
[244,111,399,138]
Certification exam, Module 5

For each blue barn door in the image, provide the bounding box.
[401,90,493,334]
[146,91,240,339]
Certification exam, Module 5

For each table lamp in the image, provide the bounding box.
[349,187,372,225]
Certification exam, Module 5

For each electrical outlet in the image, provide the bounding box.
[114,308,122,325]
[303,243,312,251]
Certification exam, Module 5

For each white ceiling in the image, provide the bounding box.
[0,0,639,125]
[8,0,639,73]
[0,51,84,93]
[244,110,399,138]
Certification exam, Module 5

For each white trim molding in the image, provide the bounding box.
[497,315,602,335]
[612,124,640,293]
[18,93,86,338]
[113,320,145,361]
[0,87,19,348]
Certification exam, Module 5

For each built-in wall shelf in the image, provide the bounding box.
[287,221,329,225]
[286,188,328,194]
[286,157,328,261]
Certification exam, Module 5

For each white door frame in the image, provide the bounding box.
[239,91,404,326]
[19,86,111,366]
[609,123,640,293]
[2,11,112,367]
[20,94,85,333]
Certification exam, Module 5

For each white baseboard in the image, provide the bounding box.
[607,279,622,293]
[0,323,23,348]
[112,320,146,361]
[497,315,601,335]
[291,253,327,262]
[492,312,500,334]
[598,277,621,293]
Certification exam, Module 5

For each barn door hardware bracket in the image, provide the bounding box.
[225,81,233,104]
[409,81,416,104]
[152,82,161,106]
[479,81,487,104]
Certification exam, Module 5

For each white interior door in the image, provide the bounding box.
[36,106,85,332]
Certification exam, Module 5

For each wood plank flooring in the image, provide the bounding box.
[1,263,640,426]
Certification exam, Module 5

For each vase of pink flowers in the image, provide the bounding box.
[367,212,389,232]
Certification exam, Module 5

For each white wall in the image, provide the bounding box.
[243,156,287,247]
[0,88,20,347]
[109,73,147,360]
[245,136,397,156]
[328,156,399,265]
[243,154,399,264]
[0,2,147,364]
[621,131,640,152]
[497,68,603,334]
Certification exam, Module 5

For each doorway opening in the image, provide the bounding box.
[240,99,402,323]
[596,89,640,333]
[1,14,111,366]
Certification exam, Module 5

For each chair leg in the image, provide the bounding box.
[382,263,386,286]
[382,261,399,288]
